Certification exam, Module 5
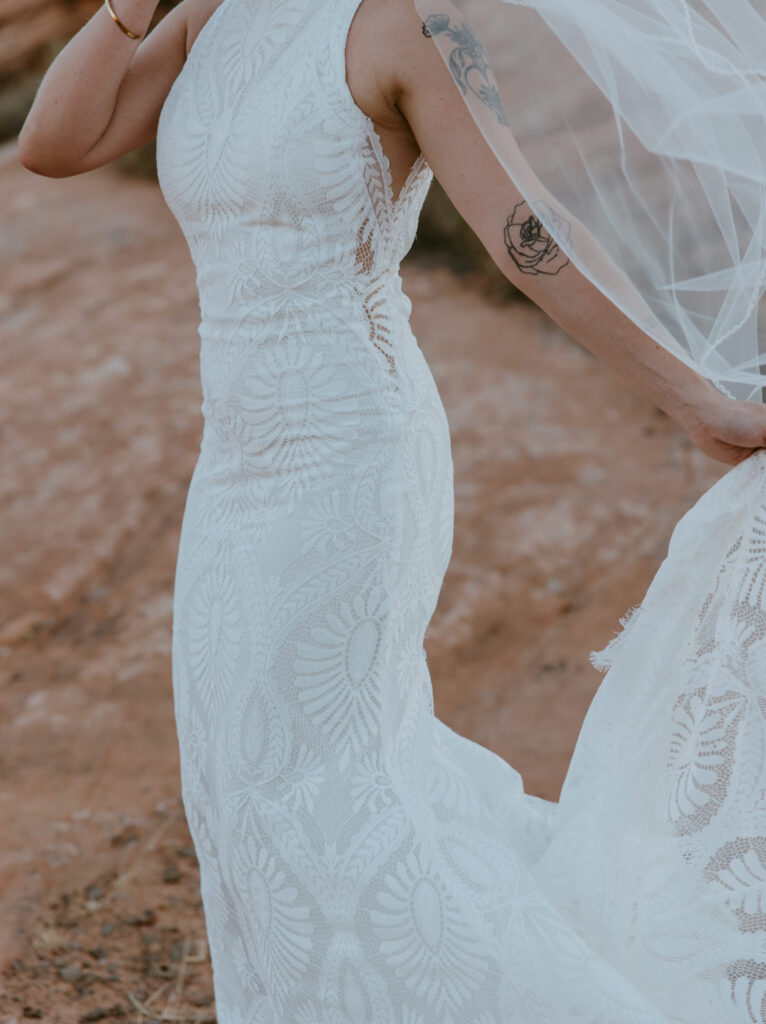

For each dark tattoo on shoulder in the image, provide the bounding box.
[504,200,571,276]
[421,13,508,127]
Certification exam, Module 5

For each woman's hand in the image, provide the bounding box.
[680,391,766,466]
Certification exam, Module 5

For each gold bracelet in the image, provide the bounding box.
[103,0,143,39]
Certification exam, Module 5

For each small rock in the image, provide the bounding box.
[89,946,109,960]
[101,922,115,937]
[148,962,176,979]
[193,992,214,1007]
[78,1003,126,1022]
[0,611,46,645]
[162,862,181,884]
[22,1009,43,1020]
[121,908,156,927]
[59,963,82,983]
[110,826,140,848]
[176,846,196,858]
[85,884,105,901]
[169,940,185,962]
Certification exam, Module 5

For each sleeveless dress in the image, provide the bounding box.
[155,0,766,1020]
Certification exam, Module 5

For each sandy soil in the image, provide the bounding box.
[0,136,725,1021]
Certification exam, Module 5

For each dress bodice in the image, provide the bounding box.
[156,0,433,356]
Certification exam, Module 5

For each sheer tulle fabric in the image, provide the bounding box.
[413,0,766,399]
[541,448,766,1021]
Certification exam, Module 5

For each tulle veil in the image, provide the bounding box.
[413,0,766,400]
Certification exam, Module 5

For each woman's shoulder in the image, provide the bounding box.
[183,0,228,57]
[347,0,427,101]
[350,0,423,42]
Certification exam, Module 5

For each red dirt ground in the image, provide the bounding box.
[0,137,725,1021]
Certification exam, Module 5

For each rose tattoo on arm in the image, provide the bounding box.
[504,200,571,276]
[420,15,570,277]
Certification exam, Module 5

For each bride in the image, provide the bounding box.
[17,0,766,1020]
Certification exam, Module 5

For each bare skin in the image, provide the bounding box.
[17,0,766,467]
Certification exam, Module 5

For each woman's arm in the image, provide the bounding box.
[17,0,196,177]
[358,0,766,466]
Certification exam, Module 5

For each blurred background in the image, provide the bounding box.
[0,2,726,1020]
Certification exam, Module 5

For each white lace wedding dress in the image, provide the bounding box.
[155,0,766,1020]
